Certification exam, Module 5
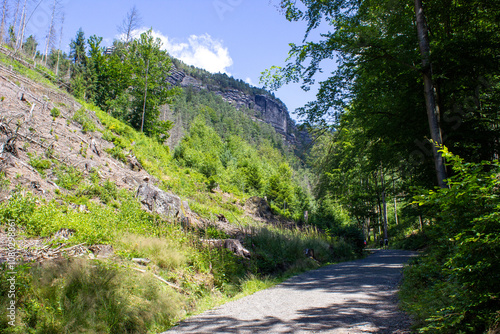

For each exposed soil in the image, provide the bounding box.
[0,62,152,202]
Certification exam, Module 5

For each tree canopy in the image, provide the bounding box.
[264,1,500,331]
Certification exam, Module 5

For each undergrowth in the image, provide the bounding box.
[0,81,361,332]
[0,188,359,333]
[399,148,500,333]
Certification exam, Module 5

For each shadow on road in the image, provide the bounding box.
[165,250,416,334]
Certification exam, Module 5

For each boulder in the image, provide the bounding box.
[136,183,187,219]
[245,196,273,219]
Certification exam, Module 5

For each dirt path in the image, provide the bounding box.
[164,249,416,334]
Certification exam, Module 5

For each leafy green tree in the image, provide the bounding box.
[127,29,177,140]
[7,25,15,47]
[22,35,37,57]
[263,0,500,188]
[409,148,500,332]
[69,28,87,99]
[86,35,110,107]
[69,28,86,66]
[47,50,70,77]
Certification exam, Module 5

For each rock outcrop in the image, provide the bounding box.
[245,196,273,220]
[166,66,311,148]
[136,183,188,219]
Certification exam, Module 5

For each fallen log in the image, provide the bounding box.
[200,239,251,258]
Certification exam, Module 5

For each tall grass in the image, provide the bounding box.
[0,259,184,333]
[247,225,355,276]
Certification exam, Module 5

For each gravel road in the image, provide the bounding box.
[164,249,416,334]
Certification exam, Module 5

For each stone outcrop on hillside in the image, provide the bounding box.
[136,183,188,219]
[166,67,311,148]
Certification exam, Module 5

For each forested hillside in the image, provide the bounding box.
[265,1,500,333]
[0,11,363,333]
[0,0,498,333]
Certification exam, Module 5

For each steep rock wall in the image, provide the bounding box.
[166,67,309,148]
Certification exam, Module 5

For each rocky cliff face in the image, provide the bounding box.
[166,67,310,148]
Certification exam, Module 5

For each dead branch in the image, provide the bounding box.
[131,267,186,293]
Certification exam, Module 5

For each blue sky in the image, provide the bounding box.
[24,0,330,121]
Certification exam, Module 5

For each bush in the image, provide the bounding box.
[28,154,52,175]
[72,108,96,133]
[332,225,365,255]
[402,147,500,333]
[54,164,83,190]
[50,107,61,118]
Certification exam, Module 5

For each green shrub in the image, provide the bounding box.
[50,107,61,118]
[0,172,10,190]
[54,164,83,190]
[77,179,119,204]
[72,108,96,133]
[105,146,127,163]
[402,147,500,333]
[28,154,52,175]
[332,225,365,255]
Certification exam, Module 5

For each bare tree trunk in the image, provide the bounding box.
[12,0,20,39]
[414,0,448,188]
[55,14,64,76]
[44,0,58,65]
[394,197,399,225]
[366,216,371,242]
[0,0,8,44]
[381,170,388,241]
[16,0,27,51]
[119,6,141,44]
[141,58,150,133]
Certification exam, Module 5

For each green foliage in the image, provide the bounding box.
[247,225,353,276]
[104,146,127,164]
[401,148,500,333]
[126,29,179,137]
[119,234,188,270]
[76,179,119,205]
[0,53,56,88]
[28,154,52,175]
[174,116,311,219]
[0,188,154,243]
[0,172,11,190]
[22,35,38,57]
[50,107,61,118]
[72,108,96,133]
[0,259,183,333]
[54,164,83,190]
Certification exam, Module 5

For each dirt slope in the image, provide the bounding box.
[0,63,151,201]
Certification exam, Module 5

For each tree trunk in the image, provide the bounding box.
[140,58,150,133]
[45,0,57,66]
[0,0,7,44]
[12,0,21,40]
[16,0,27,50]
[414,0,448,188]
[381,171,388,241]
[55,14,65,76]
[393,197,399,225]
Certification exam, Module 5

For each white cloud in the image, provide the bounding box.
[123,28,233,75]
[245,77,255,86]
